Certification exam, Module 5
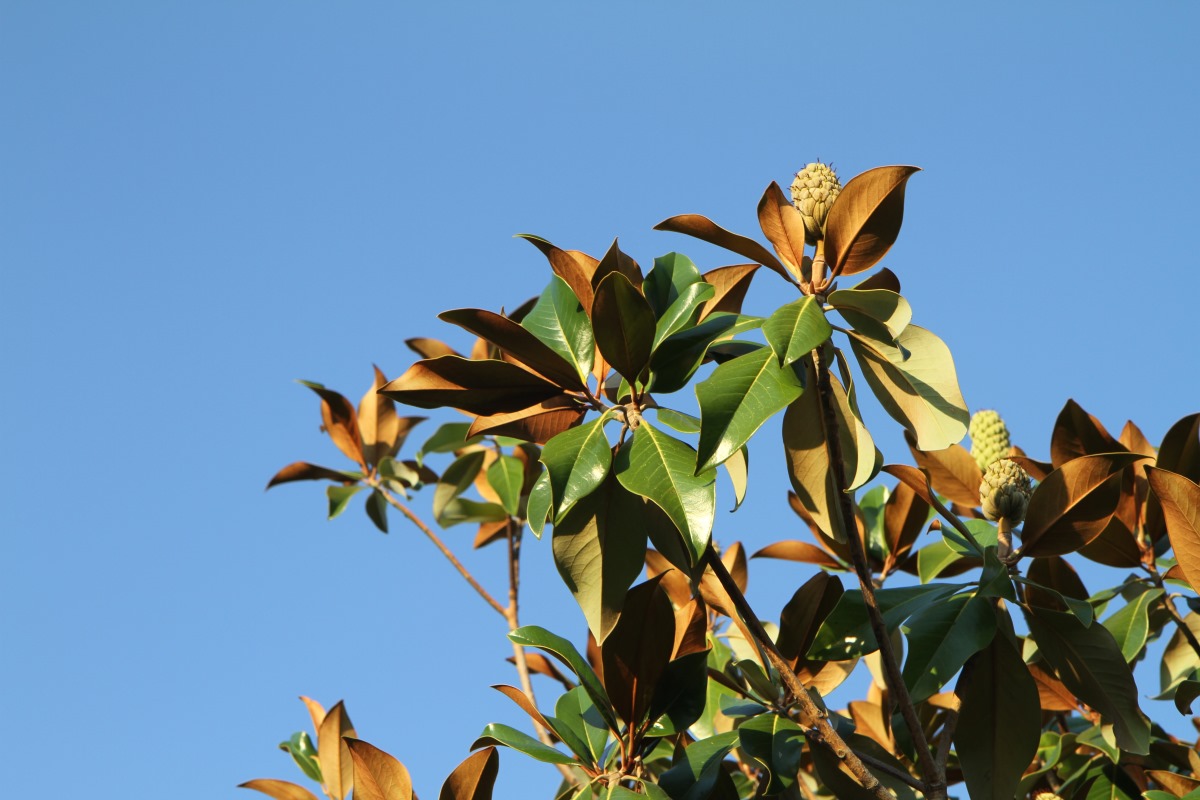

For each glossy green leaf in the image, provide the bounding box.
[902,593,996,701]
[944,518,998,556]
[652,281,715,351]
[485,455,523,517]
[846,325,969,451]
[828,287,912,342]
[762,295,832,367]
[439,307,586,391]
[655,407,701,434]
[808,583,962,660]
[614,422,716,563]
[1024,606,1151,754]
[591,271,655,384]
[520,276,595,384]
[648,312,763,394]
[437,499,508,527]
[552,475,648,644]
[540,414,613,522]
[1014,576,1094,626]
[365,489,388,533]
[327,485,363,519]
[1102,588,1164,662]
[526,470,552,538]
[656,731,739,800]
[695,345,803,473]
[433,450,487,522]
[471,723,574,765]
[643,252,703,317]
[954,633,1041,800]
[418,422,481,463]
[280,731,323,783]
[736,713,806,795]
[553,686,609,767]
[508,625,619,734]
[917,539,962,583]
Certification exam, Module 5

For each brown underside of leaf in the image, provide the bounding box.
[1147,467,1200,592]
[267,461,356,489]
[756,181,808,280]
[751,540,845,571]
[654,213,793,284]
[438,747,499,800]
[1050,398,1124,468]
[345,738,414,800]
[517,235,599,313]
[823,165,920,277]
[467,395,586,445]
[405,337,460,359]
[238,779,321,800]
[438,308,587,391]
[317,701,356,800]
[380,356,565,416]
[905,433,983,507]
[699,264,759,320]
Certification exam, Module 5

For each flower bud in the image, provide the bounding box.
[980,459,1033,524]
[969,409,1011,472]
[790,162,842,245]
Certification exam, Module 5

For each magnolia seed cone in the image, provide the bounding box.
[969,409,1011,472]
[980,459,1032,524]
[790,162,842,245]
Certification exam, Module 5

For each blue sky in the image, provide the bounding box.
[3,3,1199,798]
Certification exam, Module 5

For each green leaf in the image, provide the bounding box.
[591,271,655,384]
[656,731,740,800]
[280,731,323,783]
[808,583,963,660]
[553,686,609,767]
[540,415,613,522]
[1014,576,1094,626]
[652,281,716,351]
[1076,724,1119,763]
[508,626,619,734]
[1174,680,1200,714]
[901,593,996,702]
[552,475,648,644]
[828,287,912,342]
[471,723,575,765]
[1024,606,1151,754]
[521,275,595,383]
[643,252,703,317]
[365,489,388,533]
[648,313,763,394]
[736,713,806,795]
[436,498,508,527]
[846,325,969,451]
[761,295,832,367]
[433,450,487,522]
[614,422,716,564]
[917,538,964,583]
[526,470,552,539]
[944,518,998,555]
[1101,588,1164,662]
[954,633,1042,800]
[485,455,524,517]
[327,485,363,519]
[694,346,803,473]
[722,446,748,511]
[654,407,701,434]
[418,422,481,463]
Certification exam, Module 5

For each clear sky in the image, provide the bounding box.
[3,3,1199,799]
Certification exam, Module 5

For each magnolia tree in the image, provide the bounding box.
[243,163,1200,800]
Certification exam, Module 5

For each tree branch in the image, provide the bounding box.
[809,346,943,799]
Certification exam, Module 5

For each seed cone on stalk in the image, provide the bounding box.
[789,161,842,245]
[969,408,1011,471]
[980,458,1032,525]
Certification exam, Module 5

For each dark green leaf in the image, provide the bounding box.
[433,450,487,522]
[615,422,716,563]
[808,583,962,660]
[647,649,709,735]
[656,731,739,800]
[521,276,595,384]
[695,346,803,473]
[508,626,619,734]
[643,252,703,317]
[540,415,613,522]
[280,731,323,783]
[365,489,388,533]
[553,686,609,767]
[654,408,701,434]
[762,295,832,367]
[901,593,996,701]
[648,313,763,394]
[652,282,715,352]
[736,713,806,794]
[954,633,1041,800]
[591,271,655,384]
[526,470,552,539]
[916,539,963,583]
[470,723,575,765]
[327,485,363,519]
[437,498,508,527]
[1174,680,1200,715]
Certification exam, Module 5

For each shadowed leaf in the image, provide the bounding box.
[648,312,763,394]
[1022,453,1146,558]
[847,325,968,451]
[238,780,321,800]
[1050,399,1124,468]
[380,356,564,416]
[345,739,413,800]
[439,308,586,391]
[757,181,809,281]
[808,583,961,660]
[405,338,459,359]
[699,264,759,319]
[508,626,619,734]
[824,165,920,277]
[1147,467,1200,592]
[776,572,844,665]
[883,479,932,562]
[471,724,573,765]
[954,634,1041,800]
[1146,770,1200,798]
[516,234,598,312]
[752,540,845,571]
[267,462,360,489]
[600,577,675,727]
[591,271,655,384]
[438,747,499,800]
[902,593,995,701]
[300,382,367,470]
[467,396,586,445]
[655,212,794,284]
[591,238,643,290]
[486,455,524,516]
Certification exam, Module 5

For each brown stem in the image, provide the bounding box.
[809,346,943,798]
[704,547,898,800]
[372,481,507,617]
[854,750,925,792]
[1146,563,1200,661]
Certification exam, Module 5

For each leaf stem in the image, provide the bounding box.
[1145,562,1200,661]
[809,345,944,799]
[703,546,897,800]
[371,480,508,617]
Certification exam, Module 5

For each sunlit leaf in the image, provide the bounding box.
[380,356,564,416]
[695,345,803,474]
[438,747,499,800]
[1101,588,1164,662]
[751,540,844,570]
[516,234,598,313]
[508,626,619,734]
[761,295,832,367]
[1024,606,1150,754]
[654,213,793,284]
[614,422,716,563]
[519,276,595,384]
[737,712,806,794]
[238,780,321,800]
[1147,467,1200,592]
[652,281,715,350]
[359,366,418,469]
[526,470,551,538]
[1050,398,1124,468]
[467,395,586,445]
[643,252,703,317]
[954,633,1041,800]
[756,181,809,281]
[591,271,655,384]
[299,381,367,470]
[316,701,356,800]
[554,686,609,766]
[828,287,912,342]
[540,414,612,521]
[823,165,920,277]
[552,475,648,644]
[470,723,574,765]
[904,434,983,508]
[405,337,459,359]
[846,325,969,451]
[1021,453,1146,558]
[439,308,587,391]
[280,731,322,783]
[486,455,524,516]
[345,739,413,800]
[1146,414,1200,544]
[901,593,995,701]
[267,462,361,489]
[699,263,759,320]
[648,312,763,394]
[433,450,487,523]
[327,485,363,520]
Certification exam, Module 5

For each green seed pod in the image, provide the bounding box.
[980,459,1033,524]
[969,409,1011,471]
[789,162,842,245]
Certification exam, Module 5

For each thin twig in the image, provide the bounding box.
[705,547,898,800]
[372,481,507,617]
[809,346,943,799]
[854,750,925,792]
[1146,563,1200,661]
